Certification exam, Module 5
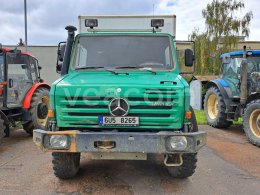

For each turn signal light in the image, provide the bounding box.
[0,81,7,85]
[48,110,54,118]
[185,111,192,119]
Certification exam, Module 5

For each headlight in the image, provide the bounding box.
[49,135,69,149]
[167,136,187,151]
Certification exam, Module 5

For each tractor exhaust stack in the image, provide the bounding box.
[240,45,247,105]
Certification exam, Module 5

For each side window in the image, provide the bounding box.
[222,58,240,79]
[7,53,30,81]
[29,57,38,82]
[164,46,171,68]
[75,44,88,68]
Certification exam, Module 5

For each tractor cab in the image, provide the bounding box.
[0,48,41,108]
[202,48,260,147]
[0,47,50,138]
[220,50,260,97]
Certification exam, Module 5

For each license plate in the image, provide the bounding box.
[99,116,139,126]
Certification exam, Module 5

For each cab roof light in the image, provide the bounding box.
[151,19,164,29]
[85,19,98,29]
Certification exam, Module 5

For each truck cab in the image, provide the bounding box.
[33,16,206,179]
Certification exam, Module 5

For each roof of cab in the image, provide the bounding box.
[220,50,260,58]
[1,47,35,58]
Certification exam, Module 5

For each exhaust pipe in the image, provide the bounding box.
[61,25,77,76]
[240,45,247,105]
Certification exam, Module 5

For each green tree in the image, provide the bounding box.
[202,0,253,39]
[191,0,253,75]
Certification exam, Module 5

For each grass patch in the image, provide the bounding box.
[194,109,243,125]
[194,110,207,125]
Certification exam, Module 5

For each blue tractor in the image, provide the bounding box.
[203,46,260,146]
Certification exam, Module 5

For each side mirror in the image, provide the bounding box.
[13,48,21,57]
[185,49,195,67]
[222,55,231,64]
[56,41,66,74]
[21,64,27,69]
[56,63,62,74]
[58,42,66,62]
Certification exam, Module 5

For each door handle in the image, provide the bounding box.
[9,79,13,88]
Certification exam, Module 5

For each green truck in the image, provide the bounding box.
[33,15,206,179]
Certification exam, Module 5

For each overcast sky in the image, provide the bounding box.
[0,0,259,45]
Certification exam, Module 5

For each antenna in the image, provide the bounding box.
[153,4,155,18]
[152,4,155,32]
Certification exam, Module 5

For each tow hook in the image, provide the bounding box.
[94,141,116,149]
[164,154,183,167]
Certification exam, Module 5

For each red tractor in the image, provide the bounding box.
[0,46,50,139]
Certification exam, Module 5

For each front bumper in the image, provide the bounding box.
[33,129,206,154]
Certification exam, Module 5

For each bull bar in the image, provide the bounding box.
[33,129,206,154]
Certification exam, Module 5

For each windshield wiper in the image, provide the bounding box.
[140,68,157,74]
[105,69,118,75]
[76,66,118,74]
[115,66,156,74]
[115,66,143,69]
[76,66,104,70]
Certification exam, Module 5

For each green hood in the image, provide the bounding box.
[52,71,188,130]
[57,71,181,86]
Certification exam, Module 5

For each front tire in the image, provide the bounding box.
[52,152,81,179]
[204,87,232,128]
[167,153,198,178]
[243,100,260,147]
[23,88,50,135]
[167,107,198,178]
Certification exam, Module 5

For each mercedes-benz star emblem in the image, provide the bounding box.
[109,98,129,116]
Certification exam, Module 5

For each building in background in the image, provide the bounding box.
[4,41,260,84]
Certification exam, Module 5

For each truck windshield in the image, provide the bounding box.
[74,35,173,71]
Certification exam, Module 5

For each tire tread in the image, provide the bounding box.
[243,99,260,147]
[204,87,232,128]
[23,87,49,135]
[52,152,80,179]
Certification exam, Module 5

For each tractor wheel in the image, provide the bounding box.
[52,152,81,179]
[243,100,260,147]
[0,114,9,138]
[23,88,50,135]
[167,106,198,178]
[204,87,232,128]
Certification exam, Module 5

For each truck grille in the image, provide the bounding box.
[57,88,183,129]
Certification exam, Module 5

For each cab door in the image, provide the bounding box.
[6,52,33,108]
[29,57,39,83]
